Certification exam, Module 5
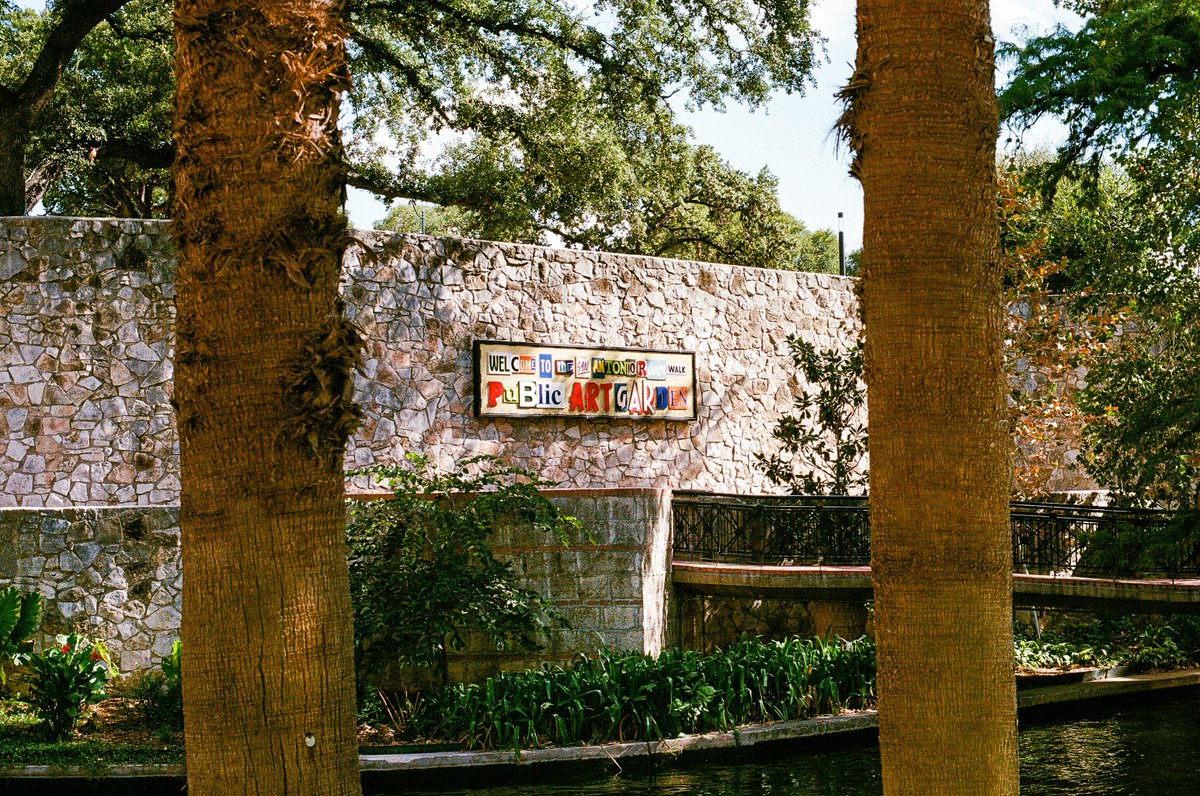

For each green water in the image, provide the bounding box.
[382,694,1200,795]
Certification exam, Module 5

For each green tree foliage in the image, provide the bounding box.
[0,0,170,214]
[1078,322,1200,508]
[1001,3,1200,507]
[346,454,585,686]
[756,337,867,495]
[0,586,40,687]
[2,0,824,264]
[1000,1,1200,222]
[377,144,841,271]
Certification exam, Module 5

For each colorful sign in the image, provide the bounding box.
[473,340,697,420]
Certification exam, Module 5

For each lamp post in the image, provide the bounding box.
[409,198,426,234]
[838,211,846,276]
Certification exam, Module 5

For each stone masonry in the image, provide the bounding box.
[0,506,180,674]
[1,219,178,508]
[3,216,863,676]
[1,216,864,506]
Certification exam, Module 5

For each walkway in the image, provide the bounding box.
[672,560,1200,613]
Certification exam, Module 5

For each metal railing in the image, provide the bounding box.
[672,492,1200,579]
[672,492,870,566]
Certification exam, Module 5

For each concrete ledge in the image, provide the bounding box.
[359,710,878,773]
[673,561,1200,613]
[1017,668,1200,709]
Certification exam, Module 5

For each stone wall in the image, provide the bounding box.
[0,215,865,678]
[341,231,862,494]
[1,216,863,507]
[1,219,178,508]
[438,488,673,684]
[0,488,669,679]
[674,594,871,653]
[0,506,180,674]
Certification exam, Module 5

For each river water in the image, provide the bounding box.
[383,693,1200,795]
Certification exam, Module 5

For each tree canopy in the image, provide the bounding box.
[1,0,831,268]
[377,144,841,272]
[1001,2,1200,508]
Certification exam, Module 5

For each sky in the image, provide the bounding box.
[342,0,1081,248]
[14,0,1080,250]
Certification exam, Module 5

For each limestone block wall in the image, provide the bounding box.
[1,216,863,507]
[1,219,178,508]
[439,488,673,684]
[0,507,180,674]
[0,488,668,679]
[675,594,870,653]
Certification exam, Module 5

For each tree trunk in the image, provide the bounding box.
[172,1,362,793]
[845,1,1018,793]
[0,105,29,215]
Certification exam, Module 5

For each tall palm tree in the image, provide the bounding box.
[172,1,362,792]
[841,1,1018,792]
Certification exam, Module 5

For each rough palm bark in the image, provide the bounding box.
[839,1,1018,792]
[172,1,363,793]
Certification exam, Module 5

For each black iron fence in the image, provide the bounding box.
[672,492,1200,579]
[672,492,870,567]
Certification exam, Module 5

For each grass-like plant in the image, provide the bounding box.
[390,635,876,751]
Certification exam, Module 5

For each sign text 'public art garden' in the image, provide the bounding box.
[473,340,697,420]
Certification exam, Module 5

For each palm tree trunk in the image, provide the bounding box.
[845,1,1018,792]
[172,1,362,793]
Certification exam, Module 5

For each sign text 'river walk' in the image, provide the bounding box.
[473,341,697,420]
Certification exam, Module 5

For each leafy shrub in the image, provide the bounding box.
[1013,638,1117,670]
[392,635,876,750]
[1013,614,1200,672]
[347,454,585,687]
[0,587,41,688]
[27,634,110,740]
[129,639,182,733]
[755,336,868,495]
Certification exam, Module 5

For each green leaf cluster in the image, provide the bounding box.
[756,336,868,495]
[27,633,111,741]
[347,453,586,687]
[0,586,40,687]
[1013,614,1200,672]
[392,635,875,750]
[996,153,1200,508]
[127,638,182,734]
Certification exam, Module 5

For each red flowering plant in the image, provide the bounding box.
[27,633,111,740]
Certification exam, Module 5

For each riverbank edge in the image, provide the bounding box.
[2,668,1198,789]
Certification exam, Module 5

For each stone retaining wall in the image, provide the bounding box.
[438,488,673,684]
[0,506,180,673]
[1,216,864,507]
[0,488,669,679]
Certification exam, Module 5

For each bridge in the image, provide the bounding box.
[671,493,1200,613]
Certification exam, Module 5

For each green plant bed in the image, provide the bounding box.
[0,738,183,770]
[0,697,182,771]
[1013,614,1200,672]
[375,636,877,752]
